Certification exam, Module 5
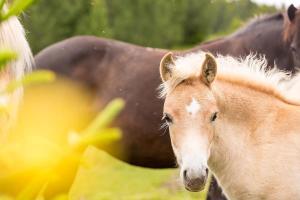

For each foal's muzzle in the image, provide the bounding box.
[182,167,208,192]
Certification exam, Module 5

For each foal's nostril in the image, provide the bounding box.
[291,45,297,52]
[183,169,188,181]
[205,168,209,175]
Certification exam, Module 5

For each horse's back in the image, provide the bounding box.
[36,36,164,85]
[35,36,175,168]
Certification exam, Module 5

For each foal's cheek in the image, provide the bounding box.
[169,130,178,151]
[170,141,182,166]
[209,127,215,141]
[169,128,185,165]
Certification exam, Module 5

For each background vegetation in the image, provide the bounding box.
[23,0,279,54]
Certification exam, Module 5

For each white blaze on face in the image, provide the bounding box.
[181,130,208,166]
[186,98,201,117]
[177,129,209,180]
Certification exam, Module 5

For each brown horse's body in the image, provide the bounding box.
[35,12,295,200]
[36,38,172,167]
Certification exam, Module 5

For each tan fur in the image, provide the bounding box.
[216,74,300,106]
[160,52,298,105]
[160,52,174,82]
[162,52,300,200]
[210,79,300,200]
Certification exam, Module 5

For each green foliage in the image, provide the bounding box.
[75,0,111,37]
[0,0,36,21]
[23,0,90,52]
[23,0,112,53]
[3,70,55,94]
[208,0,277,35]
[82,98,124,136]
[107,0,187,48]
[181,0,213,45]
[71,99,124,150]
[0,49,17,70]
[23,0,278,53]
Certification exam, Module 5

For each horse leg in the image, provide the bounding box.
[207,176,227,200]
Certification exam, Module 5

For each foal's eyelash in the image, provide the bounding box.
[160,121,169,129]
[160,122,169,135]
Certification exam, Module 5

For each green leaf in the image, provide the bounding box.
[3,70,56,94]
[82,98,125,136]
[0,49,17,71]
[1,0,36,20]
[0,0,6,14]
[74,128,122,149]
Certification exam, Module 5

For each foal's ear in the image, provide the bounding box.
[288,4,298,22]
[160,52,175,82]
[201,53,217,86]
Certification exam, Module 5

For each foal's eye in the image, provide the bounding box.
[210,112,218,122]
[162,113,173,124]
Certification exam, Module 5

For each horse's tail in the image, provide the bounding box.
[0,14,33,79]
[0,8,34,138]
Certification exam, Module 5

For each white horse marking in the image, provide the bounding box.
[186,98,201,117]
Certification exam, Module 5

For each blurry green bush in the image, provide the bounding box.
[23,0,278,53]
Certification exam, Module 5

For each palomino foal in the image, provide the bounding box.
[159,52,300,200]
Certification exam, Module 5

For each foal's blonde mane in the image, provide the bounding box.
[159,52,300,105]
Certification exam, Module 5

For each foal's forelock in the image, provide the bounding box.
[159,52,300,106]
[159,52,207,98]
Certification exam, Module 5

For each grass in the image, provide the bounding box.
[69,146,206,200]
[0,81,208,200]
[0,146,207,200]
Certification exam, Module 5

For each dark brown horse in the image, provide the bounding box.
[284,5,300,67]
[34,7,298,200]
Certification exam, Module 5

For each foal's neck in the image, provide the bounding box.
[208,79,286,198]
[213,79,282,137]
